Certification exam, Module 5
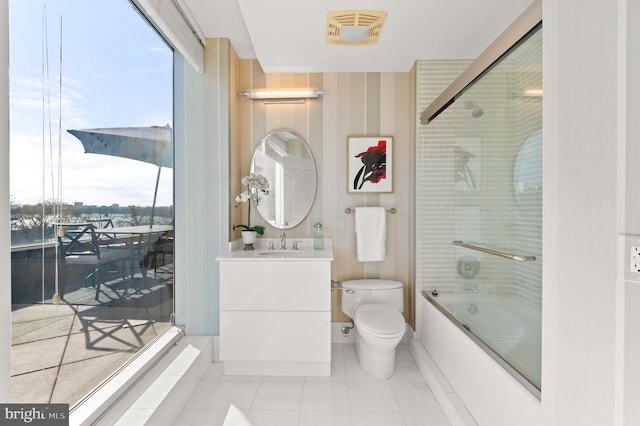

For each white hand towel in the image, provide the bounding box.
[355,207,386,262]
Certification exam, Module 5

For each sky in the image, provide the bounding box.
[9,0,174,207]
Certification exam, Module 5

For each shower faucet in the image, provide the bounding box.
[463,282,479,294]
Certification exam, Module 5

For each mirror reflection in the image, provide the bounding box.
[513,129,542,220]
[250,129,316,229]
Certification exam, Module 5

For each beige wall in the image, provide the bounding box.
[231,59,416,326]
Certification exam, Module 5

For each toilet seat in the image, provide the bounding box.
[355,304,405,337]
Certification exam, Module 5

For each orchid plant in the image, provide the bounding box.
[233,173,269,235]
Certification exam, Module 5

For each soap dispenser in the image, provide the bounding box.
[313,223,324,250]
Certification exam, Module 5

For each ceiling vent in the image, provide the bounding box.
[326,10,387,46]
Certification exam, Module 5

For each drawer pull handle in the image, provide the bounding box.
[346,289,357,294]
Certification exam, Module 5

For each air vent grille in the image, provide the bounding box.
[326,10,387,45]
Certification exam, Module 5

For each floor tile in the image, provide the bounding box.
[342,344,358,361]
[331,343,344,361]
[298,411,351,426]
[261,375,304,382]
[201,362,224,382]
[251,381,304,411]
[305,360,347,383]
[389,361,426,383]
[183,376,218,409]
[247,409,299,426]
[300,381,350,412]
[204,380,261,410]
[395,344,414,362]
[220,374,264,382]
[344,360,381,383]
[350,411,405,426]
[171,343,451,426]
[187,407,228,426]
[391,382,443,412]
[347,382,400,412]
[401,411,452,426]
[11,335,68,375]
[171,408,199,425]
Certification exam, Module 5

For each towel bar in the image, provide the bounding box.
[345,207,396,214]
[452,240,536,262]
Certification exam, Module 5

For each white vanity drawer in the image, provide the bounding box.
[220,261,330,311]
[220,311,331,362]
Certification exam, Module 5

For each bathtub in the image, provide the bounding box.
[416,291,542,426]
[441,294,541,383]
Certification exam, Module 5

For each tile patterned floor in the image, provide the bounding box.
[11,282,173,404]
[174,343,451,426]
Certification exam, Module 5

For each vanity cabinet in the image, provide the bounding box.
[218,255,332,376]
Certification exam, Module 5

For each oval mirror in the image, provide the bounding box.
[250,129,317,229]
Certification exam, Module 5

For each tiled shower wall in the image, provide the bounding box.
[415,60,472,296]
[415,27,542,310]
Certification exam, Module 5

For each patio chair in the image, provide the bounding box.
[141,230,173,278]
[87,218,117,242]
[57,223,132,300]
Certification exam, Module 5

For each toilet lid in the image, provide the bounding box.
[356,304,405,335]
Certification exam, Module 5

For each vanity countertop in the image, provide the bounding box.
[216,238,333,261]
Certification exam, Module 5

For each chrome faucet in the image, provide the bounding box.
[280,232,287,250]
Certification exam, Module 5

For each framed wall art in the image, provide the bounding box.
[347,136,393,193]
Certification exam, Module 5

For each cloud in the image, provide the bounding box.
[9,0,174,209]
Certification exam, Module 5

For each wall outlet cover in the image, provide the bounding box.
[630,246,640,273]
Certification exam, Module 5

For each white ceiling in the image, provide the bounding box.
[183,0,535,73]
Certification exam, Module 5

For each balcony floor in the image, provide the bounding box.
[11,262,174,405]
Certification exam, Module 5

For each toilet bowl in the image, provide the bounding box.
[341,279,406,380]
[355,304,406,379]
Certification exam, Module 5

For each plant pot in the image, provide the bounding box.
[241,230,257,250]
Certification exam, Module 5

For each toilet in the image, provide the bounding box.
[341,279,406,380]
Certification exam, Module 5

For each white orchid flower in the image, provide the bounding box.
[233,174,269,236]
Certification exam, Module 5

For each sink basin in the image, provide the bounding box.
[258,250,306,257]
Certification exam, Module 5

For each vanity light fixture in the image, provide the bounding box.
[240,88,326,104]
[510,88,543,98]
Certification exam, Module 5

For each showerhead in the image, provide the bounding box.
[464,101,484,118]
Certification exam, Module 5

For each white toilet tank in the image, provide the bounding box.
[341,279,404,319]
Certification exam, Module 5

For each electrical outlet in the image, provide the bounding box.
[630,246,640,273]
[337,216,346,231]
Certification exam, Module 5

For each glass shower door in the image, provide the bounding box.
[417,24,542,391]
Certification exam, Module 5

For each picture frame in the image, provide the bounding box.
[347,136,393,193]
